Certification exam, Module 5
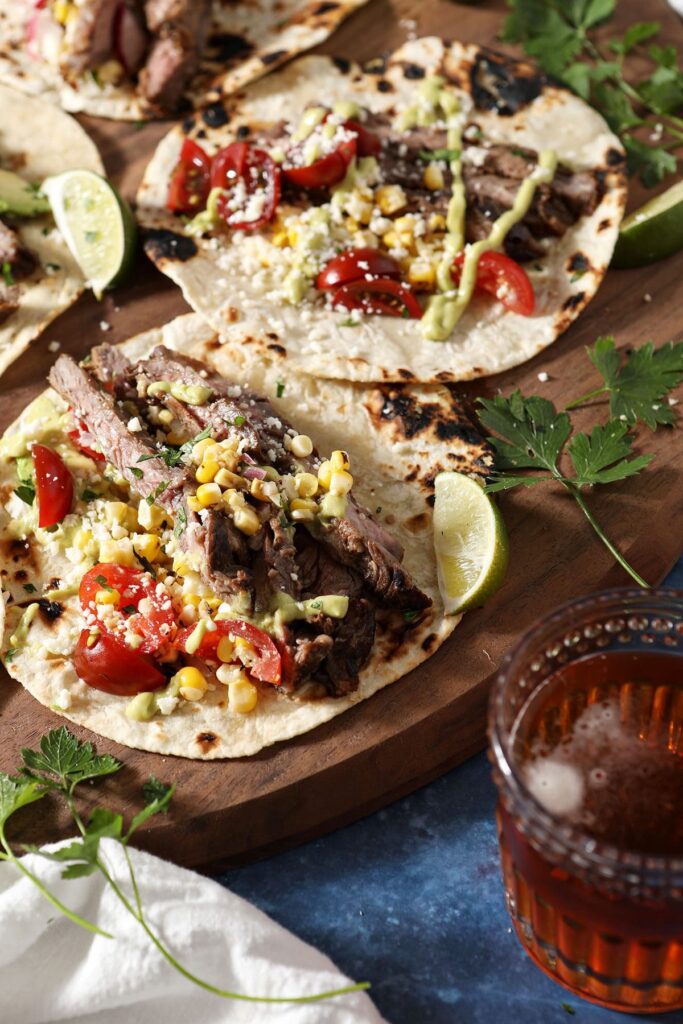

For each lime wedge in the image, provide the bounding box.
[41,170,137,298]
[612,180,683,269]
[433,471,509,615]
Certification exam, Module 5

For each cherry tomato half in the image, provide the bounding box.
[80,564,176,655]
[67,414,105,462]
[215,146,281,231]
[331,277,423,319]
[451,251,535,316]
[32,443,74,529]
[74,629,165,697]
[283,133,356,190]
[316,247,402,291]
[344,119,382,157]
[175,619,282,685]
[166,138,212,215]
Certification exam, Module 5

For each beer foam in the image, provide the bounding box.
[524,760,585,816]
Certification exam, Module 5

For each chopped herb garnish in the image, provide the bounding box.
[84,230,99,243]
[128,466,144,479]
[23,584,37,594]
[173,506,187,538]
[146,482,168,506]
[276,377,286,398]
[533,263,544,272]
[45,262,61,272]
[403,609,420,622]
[139,425,213,470]
[122,604,137,615]
[233,414,245,427]
[81,489,98,502]
[2,262,14,286]
[94,575,113,592]
[375,506,383,514]
[133,120,145,132]
[570,269,587,282]
[418,147,460,162]
[309,600,322,610]
[561,1003,576,1016]
[15,484,36,506]
[133,548,156,577]
[4,647,17,663]
[279,512,289,528]
[339,317,361,328]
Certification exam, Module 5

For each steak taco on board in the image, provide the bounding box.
[0,0,368,120]
[138,38,627,383]
[0,314,491,759]
[0,84,104,377]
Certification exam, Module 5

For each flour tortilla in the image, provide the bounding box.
[137,38,627,384]
[0,0,368,121]
[0,312,492,759]
[0,84,104,377]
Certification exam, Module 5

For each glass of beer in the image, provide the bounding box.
[489,588,683,1013]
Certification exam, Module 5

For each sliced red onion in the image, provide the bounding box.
[243,466,267,481]
[26,9,62,62]
[240,452,256,465]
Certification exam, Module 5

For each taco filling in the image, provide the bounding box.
[164,75,604,340]
[2,343,430,724]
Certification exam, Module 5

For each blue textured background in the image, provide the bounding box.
[217,562,683,1023]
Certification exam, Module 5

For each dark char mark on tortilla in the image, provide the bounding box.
[207,32,252,63]
[261,49,287,66]
[469,49,544,115]
[568,252,590,274]
[143,228,197,263]
[563,291,585,310]
[314,2,339,14]
[332,56,351,74]
[403,62,426,79]
[202,102,229,128]
[38,599,63,623]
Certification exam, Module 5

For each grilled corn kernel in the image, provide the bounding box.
[289,434,313,458]
[99,538,136,566]
[104,501,136,531]
[295,472,318,498]
[408,259,436,289]
[133,534,160,562]
[174,666,208,701]
[423,163,445,190]
[179,604,197,626]
[138,499,164,531]
[196,483,222,507]
[97,59,124,85]
[344,216,359,234]
[158,409,174,425]
[330,470,354,496]
[215,468,246,489]
[330,450,349,472]
[382,228,401,250]
[53,0,70,24]
[290,497,318,512]
[228,676,258,714]
[428,213,446,233]
[182,594,202,608]
[75,528,94,552]
[233,506,261,536]
[187,495,201,513]
[291,508,315,522]
[376,184,407,215]
[249,478,273,502]
[217,636,235,663]
[192,438,218,464]
[95,588,120,605]
[317,460,332,490]
[196,460,219,484]
[272,229,289,248]
[235,637,255,665]
[287,224,300,246]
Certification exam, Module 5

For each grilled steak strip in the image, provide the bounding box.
[123,346,429,609]
[0,285,19,326]
[59,0,120,77]
[139,0,211,112]
[0,220,36,281]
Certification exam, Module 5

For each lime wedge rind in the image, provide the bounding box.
[41,170,137,298]
[433,471,509,616]
[613,180,683,269]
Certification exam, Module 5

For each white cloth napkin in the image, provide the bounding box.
[668,0,683,15]
[0,838,386,1024]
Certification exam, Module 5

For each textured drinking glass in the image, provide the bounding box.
[488,589,683,1013]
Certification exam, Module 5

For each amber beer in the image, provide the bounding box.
[489,590,683,1013]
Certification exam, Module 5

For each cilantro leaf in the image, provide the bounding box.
[568,421,654,485]
[142,775,173,809]
[127,778,175,840]
[622,137,676,187]
[418,148,460,162]
[173,506,187,538]
[0,774,45,830]
[610,22,660,56]
[587,337,683,428]
[21,727,121,790]
[2,262,14,287]
[15,483,36,506]
[477,392,571,474]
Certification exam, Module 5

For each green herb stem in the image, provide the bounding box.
[564,481,649,587]
[0,832,111,938]
[564,386,609,410]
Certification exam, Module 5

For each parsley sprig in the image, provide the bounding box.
[0,727,368,1005]
[502,1,683,185]
[478,337,683,587]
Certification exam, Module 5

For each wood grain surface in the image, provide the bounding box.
[0,0,681,869]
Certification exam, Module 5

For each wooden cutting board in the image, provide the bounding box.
[1,0,682,869]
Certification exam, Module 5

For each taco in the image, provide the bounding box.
[137,38,627,384]
[0,0,368,121]
[0,83,104,376]
[0,313,491,759]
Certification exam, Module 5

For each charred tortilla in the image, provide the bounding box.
[0,84,104,376]
[0,0,368,121]
[0,313,491,759]
[137,38,627,384]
